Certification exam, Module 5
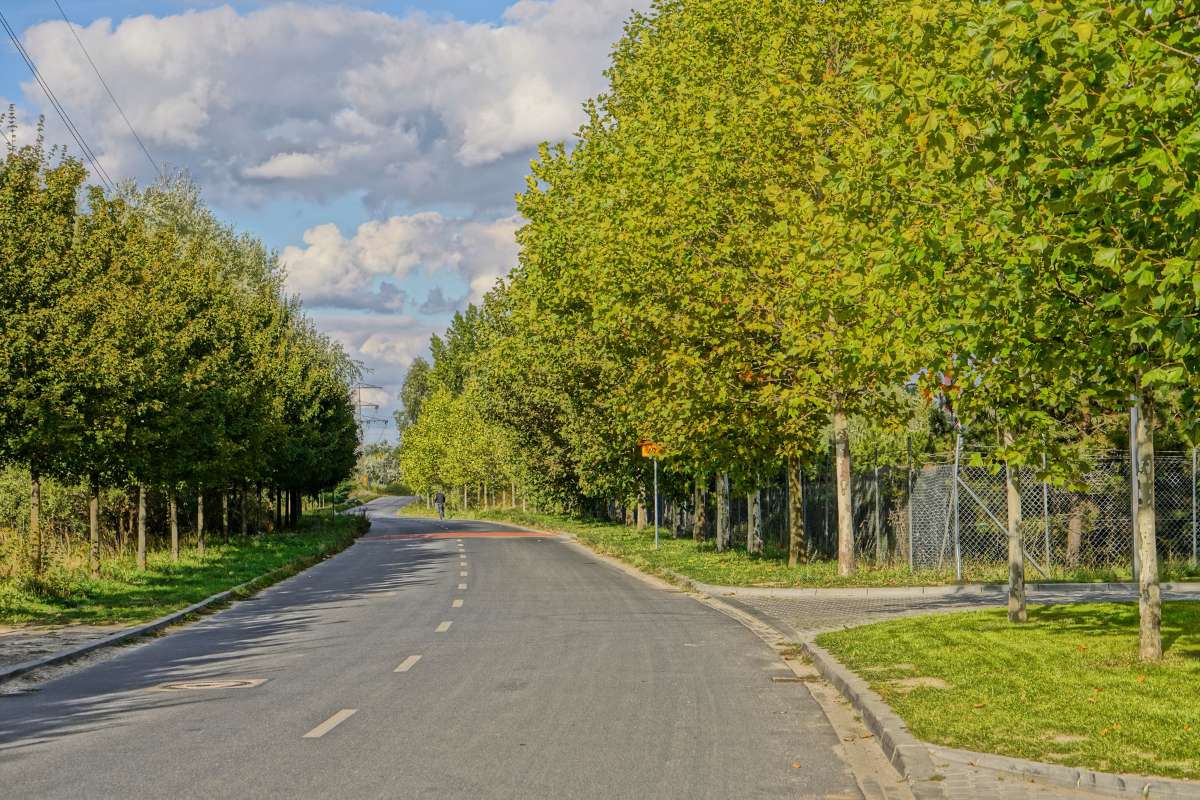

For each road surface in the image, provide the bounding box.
[1,497,867,799]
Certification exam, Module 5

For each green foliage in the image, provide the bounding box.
[0,129,360,578]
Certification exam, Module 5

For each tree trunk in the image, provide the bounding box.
[833,407,856,576]
[1004,430,1027,622]
[89,475,101,578]
[747,489,763,554]
[787,457,805,567]
[274,488,282,531]
[170,490,179,562]
[197,487,206,556]
[1136,391,1162,661]
[137,484,147,571]
[222,491,229,539]
[636,481,647,531]
[692,476,708,543]
[30,467,42,576]
[715,473,730,552]
[511,479,517,509]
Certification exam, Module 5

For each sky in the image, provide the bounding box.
[0,0,649,442]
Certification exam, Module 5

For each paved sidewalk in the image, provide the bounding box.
[704,582,1200,640]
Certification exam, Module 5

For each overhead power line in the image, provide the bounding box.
[0,7,114,191]
[53,0,162,179]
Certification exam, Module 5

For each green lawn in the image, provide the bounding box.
[0,512,367,626]
[818,604,1200,780]
[399,504,1200,588]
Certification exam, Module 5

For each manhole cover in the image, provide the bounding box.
[153,678,266,692]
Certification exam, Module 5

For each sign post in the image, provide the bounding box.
[640,441,664,549]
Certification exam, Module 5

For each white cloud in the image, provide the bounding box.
[280,213,520,311]
[18,0,647,210]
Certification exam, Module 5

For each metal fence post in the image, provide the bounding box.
[952,432,963,581]
[1041,452,1051,568]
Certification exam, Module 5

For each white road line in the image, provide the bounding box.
[458,583,467,590]
[460,571,469,577]
[394,655,422,673]
[452,599,464,608]
[436,621,453,633]
[303,709,357,739]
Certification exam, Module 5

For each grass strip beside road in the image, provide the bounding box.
[0,513,368,626]
[398,504,1200,588]
[818,603,1200,780]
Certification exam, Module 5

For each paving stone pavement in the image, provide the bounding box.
[709,582,1200,800]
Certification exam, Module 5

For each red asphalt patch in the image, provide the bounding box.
[359,531,552,541]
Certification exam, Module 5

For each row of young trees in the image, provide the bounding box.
[397,0,1200,660]
[1,122,360,577]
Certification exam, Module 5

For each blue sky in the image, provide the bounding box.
[1,0,647,440]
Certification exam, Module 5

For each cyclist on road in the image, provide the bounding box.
[434,490,446,520]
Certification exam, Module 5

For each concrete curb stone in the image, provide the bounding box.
[931,745,1200,799]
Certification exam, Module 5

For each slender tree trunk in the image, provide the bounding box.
[715,473,730,552]
[1136,391,1162,661]
[89,474,101,578]
[137,484,147,571]
[197,487,206,556]
[222,491,229,539]
[1003,430,1027,622]
[833,407,856,576]
[255,484,262,534]
[693,476,708,543]
[787,457,805,567]
[1067,500,1084,567]
[636,481,648,531]
[170,490,179,562]
[747,489,763,554]
[274,488,282,530]
[30,467,42,576]
[511,479,517,509]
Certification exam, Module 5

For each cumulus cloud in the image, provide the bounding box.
[18,0,647,210]
[281,212,520,311]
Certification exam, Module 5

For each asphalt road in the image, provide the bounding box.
[1,497,864,799]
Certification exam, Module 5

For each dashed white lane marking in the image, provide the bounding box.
[458,583,467,590]
[460,571,469,577]
[456,538,462,542]
[394,655,422,673]
[436,621,453,633]
[452,599,463,608]
[303,709,357,739]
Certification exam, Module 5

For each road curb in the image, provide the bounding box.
[799,640,946,800]
[929,745,1200,798]
[0,529,362,686]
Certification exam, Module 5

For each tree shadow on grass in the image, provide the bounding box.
[1026,601,1200,660]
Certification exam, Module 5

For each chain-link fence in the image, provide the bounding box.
[657,449,1200,577]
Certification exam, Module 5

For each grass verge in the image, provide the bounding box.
[817,604,1200,780]
[398,504,1200,588]
[0,512,368,626]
